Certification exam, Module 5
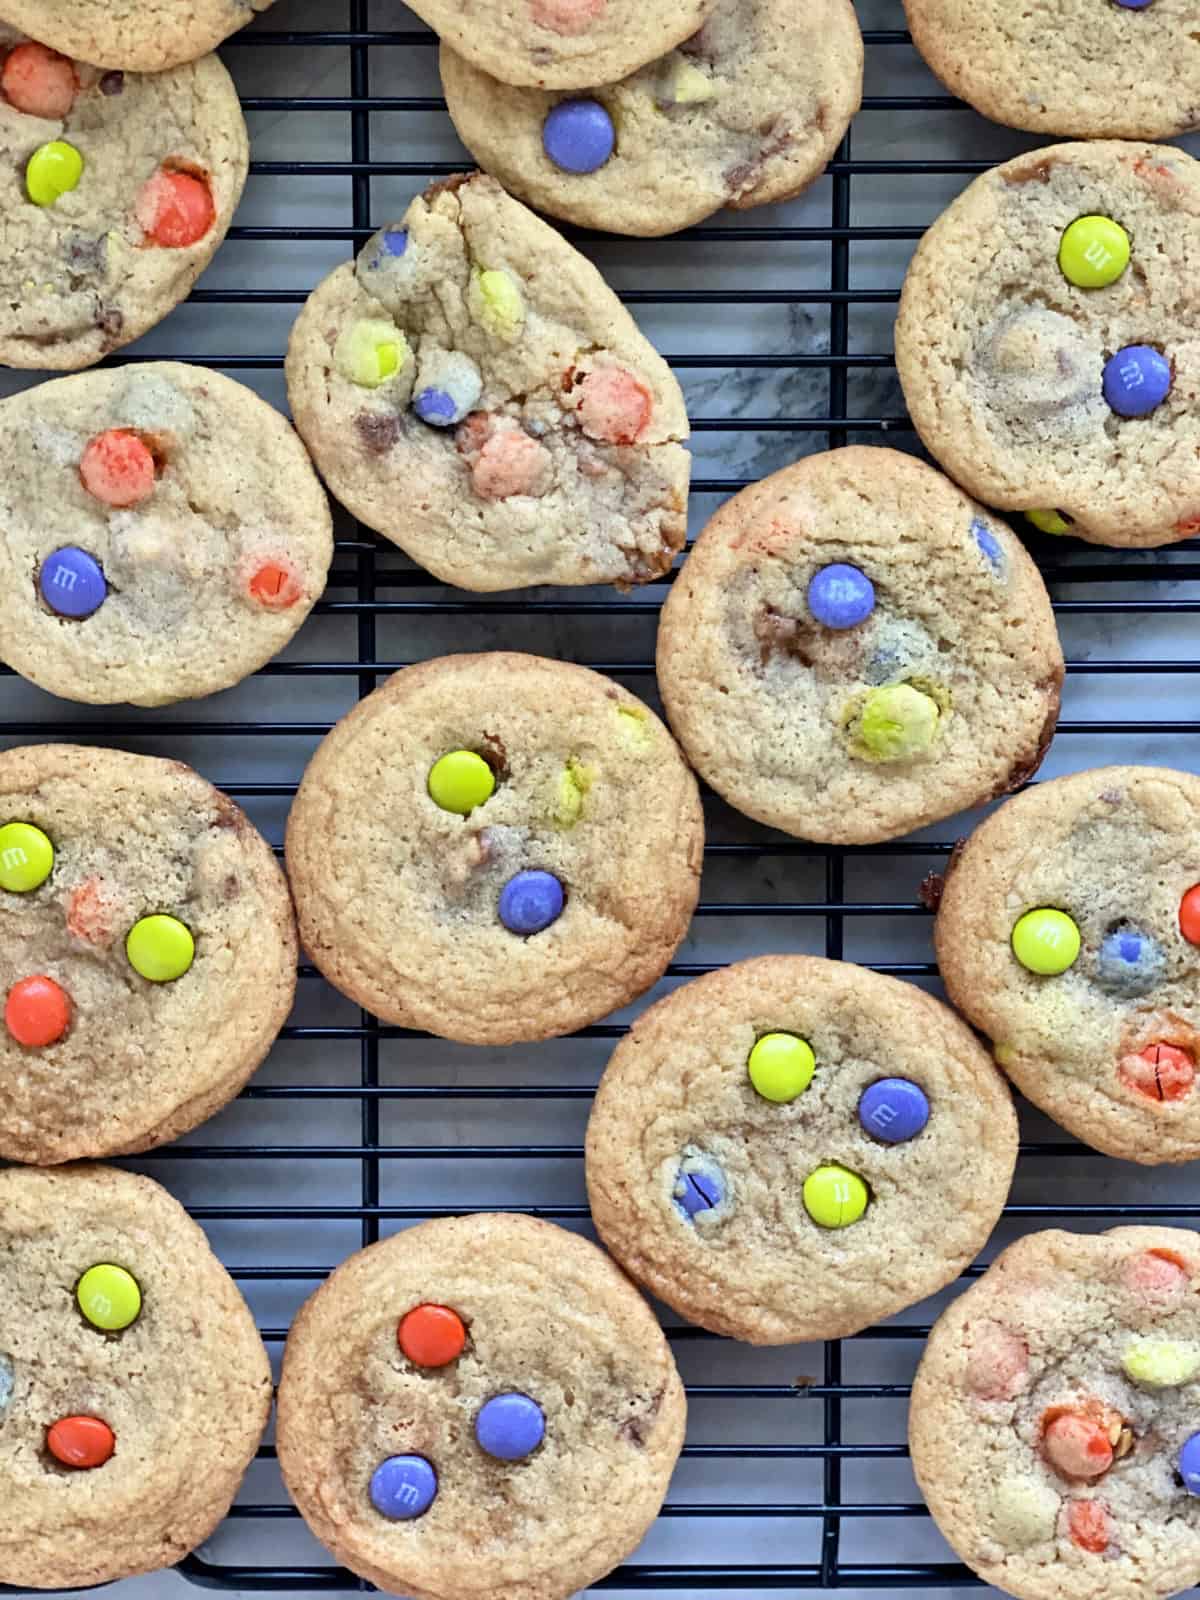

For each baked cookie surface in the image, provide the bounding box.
[656,447,1063,846]
[896,142,1200,549]
[276,1213,685,1600]
[285,173,690,591]
[407,0,714,90]
[0,743,297,1164]
[285,652,703,1045]
[0,361,332,707]
[936,765,1200,1165]
[904,0,1200,141]
[0,1162,272,1589]
[440,0,862,237]
[0,0,274,72]
[910,1226,1200,1600]
[0,28,247,368]
[586,955,1018,1344]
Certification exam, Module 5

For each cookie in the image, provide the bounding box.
[0,1162,271,1588]
[276,1213,685,1600]
[406,0,714,90]
[0,28,247,369]
[655,446,1063,846]
[439,0,862,237]
[0,743,297,1164]
[285,172,690,591]
[0,1,273,72]
[910,1225,1200,1600]
[896,142,1200,549]
[935,765,1200,1165]
[285,652,703,1046]
[904,0,1200,141]
[585,954,1017,1344]
[0,362,332,707]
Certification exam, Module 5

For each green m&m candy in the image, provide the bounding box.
[1026,508,1074,535]
[803,1164,869,1229]
[747,1032,815,1103]
[1058,215,1130,290]
[0,822,53,892]
[26,140,84,207]
[856,683,940,762]
[1011,908,1080,975]
[427,750,495,815]
[126,914,194,982]
[333,318,409,388]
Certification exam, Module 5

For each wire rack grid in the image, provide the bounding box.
[2,0,1200,1594]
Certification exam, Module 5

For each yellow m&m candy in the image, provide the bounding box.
[1121,1338,1200,1389]
[427,751,495,815]
[1025,508,1074,535]
[0,822,54,892]
[77,1264,142,1331]
[1058,215,1130,290]
[803,1164,869,1229]
[1011,908,1080,976]
[126,914,194,982]
[26,140,84,207]
[747,1032,815,1103]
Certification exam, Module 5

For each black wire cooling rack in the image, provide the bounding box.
[3,0,1200,1593]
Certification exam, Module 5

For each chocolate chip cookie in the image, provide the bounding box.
[285,652,703,1046]
[910,1226,1200,1600]
[408,0,714,90]
[276,1213,685,1600]
[440,0,862,236]
[0,743,297,1163]
[904,0,1200,141]
[936,765,1200,1164]
[0,1162,271,1588]
[0,26,247,368]
[586,954,1018,1344]
[285,173,690,591]
[0,1,274,72]
[896,142,1200,549]
[0,361,332,706]
[656,446,1063,846]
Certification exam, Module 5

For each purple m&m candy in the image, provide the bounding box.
[499,869,564,936]
[971,518,1004,573]
[414,388,458,425]
[369,1454,437,1519]
[542,100,615,174]
[1180,1433,1200,1494]
[1115,0,1154,9]
[38,547,106,619]
[382,228,408,256]
[673,1157,724,1219]
[475,1393,545,1461]
[1102,345,1171,418]
[807,563,875,630]
[858,1078,930,1144]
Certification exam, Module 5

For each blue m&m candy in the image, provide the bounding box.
[807,563,875,630]
[0,1353,12,1419]
[858,1078,930,1144]
[1096,927,1166,997]
[1102,345,1171,418]
[1180,1432,1200,1494]
[499,869,564,935]
[475,1393,545,1461]
[1115,0,1154,9]
[38,547,106,619]
[673,1157,724,1219]
[542,100,615,174]
[411,349,483,428]
[369,1454,437,1519]
[381,228,408,256]
[971,519,1004,573]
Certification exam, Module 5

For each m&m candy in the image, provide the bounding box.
[5,975,69,1047]
[0,822,54,892]
[1121,1337,1200,1388]
[1011,908,1080,975]
[1066,1500,1112,1553]
[77,1264,142,1332]
[26,140,83,206]
[746,1032,815,1103]
[1179,883,1200,944]
[972,519,1004,571]
[1042,1410,1112,1480]
[807,564,875,630]
[858,1078,929,1143]
[39,548,107,619]
[498,870,564,935]
[856,683,940,761]
[80,430,157,508]
[471,269,525,340]
[475,1392,545,1461]
[803,1164,869,1229]
[0,1354,12,1418]
[673,1158,724,1218]
[1058,215,1130,289]
[1025,509,1074,535]
[248,560,303,610]
[1,42,77,119]
[135,167,215,248]
[428,751,495,814]
[1103,345,1171,418]
[577,366,652,446]
[1119,1041,1194,1102]
[333,319,409,389]
[47,1415,115,1469]
[398,1304,466,1367]
[369,1454,437,1519]
[412,351,483,428]
[126,915,194,982]
[1180,1432,1200,1495]
[542,100,615,174]
[1096,927,1164,997]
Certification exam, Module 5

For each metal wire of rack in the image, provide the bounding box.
[3,0,1200,1593]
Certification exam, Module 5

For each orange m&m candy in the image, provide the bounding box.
[5,975,70,1048]
[80,429,157,508]
[1,43,77,120]
[1181,884,1200,945]
[135,166,215,249]
[46,1415,115,1469]
[1066,1499,1112,1553]
[248,560,303,610]
[398,1304,466,1368]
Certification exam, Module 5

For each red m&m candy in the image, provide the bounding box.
[398,1304,466,1368]
[80,429,157,508]
[1181,884,1200,945]
[136,166,216,249]
[5,975,70,1048]
[1,42,77,120]
[47,1415,115,1469]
